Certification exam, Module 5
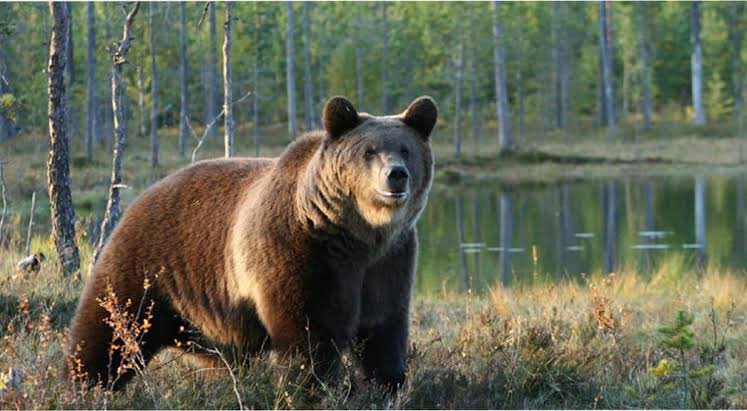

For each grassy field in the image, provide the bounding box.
[0,243,745,409]
[0,122,746,408]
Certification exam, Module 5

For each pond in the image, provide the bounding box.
[415,172,747,294]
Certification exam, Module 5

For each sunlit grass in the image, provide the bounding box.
[1,238,745,408]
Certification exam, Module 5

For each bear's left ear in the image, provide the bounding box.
[323,96,359,140]
[402,96,438,140]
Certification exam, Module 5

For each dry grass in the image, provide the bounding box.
[0,238,745,409]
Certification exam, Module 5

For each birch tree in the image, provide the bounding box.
[454,40,465,157]
[469,11,479,143]
[552,2,569,130]
[354,9,364,110]
[223,2,234,157]
[636,1,653,129]
[206,2,218,138]
[381,2,390,114]
[691,1,705,126]
[85,2,96,160]
[286,2,298,137]
[598,0,616,141]
[729,2,745,122]
[138,66,146,137]
[179,2,188,158]
[301,2,314,130]
[92,2,140,267]
[149,2,159,167]
[47,1,80,277]
[491,0,512,153]
[253,2,261,156]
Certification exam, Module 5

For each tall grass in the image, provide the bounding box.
[0,240,745,409]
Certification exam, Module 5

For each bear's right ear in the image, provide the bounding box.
[323,96,359,139]
[402,96,438,140]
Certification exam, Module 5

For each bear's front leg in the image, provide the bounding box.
[357,230,416,389]
[357,312,408,388]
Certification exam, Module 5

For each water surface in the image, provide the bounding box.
[415,173,747,294]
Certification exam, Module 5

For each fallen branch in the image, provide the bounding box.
[188,90,252,164]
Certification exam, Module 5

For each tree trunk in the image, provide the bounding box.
[691,1,706,126]
[47,1,80,277]
[178,2,188,158]
[381,2,390,114]
[85,2,96,161]
[138,66,146,137]
[65,4,74,85]
[207,2,218,137]
[493,0,511,153]
[517,69,525,144]
[286,2,298,137]
[454,40,465,157]
[599,1,616,142]
[729,2,744,122]
[301,2,314,130]
[149,2,159,167]
[469,18,479,144]
[253,7,261,157]
[354,10,364,110]
[552,1,567,130]
[636,1,652,129]
[64,3,76,142]
[0,40,8,141]
[491,1,512,153]
[93,2,140,267]
[223,2,234,157]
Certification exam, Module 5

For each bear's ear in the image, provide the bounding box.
[402,96,438,140]
[322,96,359,139]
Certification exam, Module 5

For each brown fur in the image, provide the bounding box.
[66,96,437,389]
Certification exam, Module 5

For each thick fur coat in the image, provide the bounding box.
[67,96,437,389]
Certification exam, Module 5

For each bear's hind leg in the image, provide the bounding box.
[67,295,181,390]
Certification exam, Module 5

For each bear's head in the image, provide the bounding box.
[319,95,436,229]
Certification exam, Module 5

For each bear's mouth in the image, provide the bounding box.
[375,188,409,202]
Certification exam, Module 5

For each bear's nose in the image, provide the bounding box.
[387,166,409,186]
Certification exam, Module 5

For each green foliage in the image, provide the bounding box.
[658,309,695,351]
[706,71,733,121]
[0,93,18,122]
[0,2,743,140]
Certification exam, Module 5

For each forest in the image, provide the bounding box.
[1,1,747,409]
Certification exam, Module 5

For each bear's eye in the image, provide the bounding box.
[401,148,410,159]
[364,148,376,160]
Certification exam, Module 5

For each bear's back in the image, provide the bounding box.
[89,158,275,338]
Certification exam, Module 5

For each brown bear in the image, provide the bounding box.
[66,95,437,390]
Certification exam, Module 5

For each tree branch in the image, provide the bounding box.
[197,2,210,27]
[113,2,141,66]
[188,90,252,163]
